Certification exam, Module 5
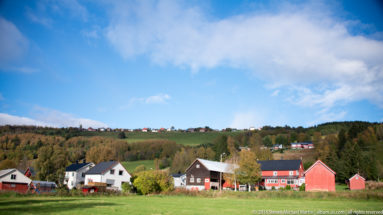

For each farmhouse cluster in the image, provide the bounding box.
[1,158,365,194]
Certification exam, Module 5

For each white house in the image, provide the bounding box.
[84,161,131,191]
[64,162,95,189]
[0,168,32,193]
[172,173,186,188]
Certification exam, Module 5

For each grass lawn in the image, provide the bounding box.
[121,160,155,173]
[125,131,238,145]
[0,195,382,215]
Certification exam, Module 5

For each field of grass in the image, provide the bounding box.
[121,160,155,173]
[0,195,382,215]
[124,131,239,145]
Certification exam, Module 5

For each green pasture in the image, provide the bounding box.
[121,160,155,173]
[124,131,238,145]
[0,195,382,215]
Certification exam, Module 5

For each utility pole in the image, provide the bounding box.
[220,153,225,192]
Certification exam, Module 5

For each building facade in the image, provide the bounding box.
[0,169,32,193]
[64,162,95,189]
[305,160,336,192]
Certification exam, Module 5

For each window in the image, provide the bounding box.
[287,179,295,185]
[190,177,194,183]
[296,170,299,175]
[119,170,123,176]
[281,179,286,183]
[196,178,201,183]
[11,184,16,188]
[11,174,16,180]
[71,181,73,186]
[267,179,278,184]
[82,173,85,178]
[196,164,200,168]
[72,172,74,177]
[110,169,115,175]
[273,171,277,176]
[289,171,293,176]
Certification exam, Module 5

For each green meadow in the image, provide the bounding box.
[0,195,382,215]
[121,160,155,173]
[125,131,238,145]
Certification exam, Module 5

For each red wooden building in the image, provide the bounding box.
[0,169,32,193]
[304,160,336,192]
[258,160,305,190]
[347,173,365,190]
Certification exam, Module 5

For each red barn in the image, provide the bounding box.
[348,174,365,190]
[0,169,32,193]
[304,160,336,192]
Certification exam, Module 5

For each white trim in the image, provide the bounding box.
[349,173,365,181]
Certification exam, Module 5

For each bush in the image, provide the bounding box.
[366,181,383,190]
[271,186,276,190]
[122,183,133,193]
[285,185,291,190]
[133,170,173,195]
[299,183,306,191]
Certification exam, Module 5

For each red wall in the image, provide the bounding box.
[349,176,365,190]
[305,162,335,192]
[0,182,29,193]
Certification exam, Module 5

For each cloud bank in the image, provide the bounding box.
[105,1,383,115]
[0,108,108,128]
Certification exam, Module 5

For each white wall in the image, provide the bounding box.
[84,162,131,191]
[0,169,31,184]
[64,163,94,189]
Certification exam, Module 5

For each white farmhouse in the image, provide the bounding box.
[64,162,95,189]
[0,169,32,193]
[84,161,131,191]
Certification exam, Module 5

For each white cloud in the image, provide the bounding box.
[145,94,171,104]
[105,1,383,111]
[0,17,28,65]
[26,8,53,27]
[0,113,49,127]
[230,111,264,129]
[0,108,108,128]
[121,93,171,109]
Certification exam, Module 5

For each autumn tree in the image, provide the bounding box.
[86,145,115,164]
[235,150,261,191]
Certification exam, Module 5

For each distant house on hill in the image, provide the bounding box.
[305,160,336,192]
[291,142,314,149]
[142,128,148,132]
[0,169,32,193]
[84,161,131,191]
[64,161,95,189]
[257,160,305,190]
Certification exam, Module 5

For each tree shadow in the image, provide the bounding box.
[0,198,118,214]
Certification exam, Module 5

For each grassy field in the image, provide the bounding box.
[125,131,238,145]
[0,195,382,215]
[121,160,155,173]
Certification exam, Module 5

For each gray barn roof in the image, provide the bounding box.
[85,161,117,175]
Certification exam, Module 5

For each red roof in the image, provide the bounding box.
[304,160,336,175]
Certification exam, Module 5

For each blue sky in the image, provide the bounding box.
[0,0,382,129]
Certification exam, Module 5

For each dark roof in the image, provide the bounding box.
[66,162,92,172]
[85,161,117,175]
[257,160,301,171]
[172,173,185,177]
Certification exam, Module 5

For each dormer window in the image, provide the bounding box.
[196,164,200,168]
[273,171,277,176]
[110,169,115,175]
[289,171,293,176]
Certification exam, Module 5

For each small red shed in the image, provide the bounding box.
[304,160,336,192]
[348,174,365,190]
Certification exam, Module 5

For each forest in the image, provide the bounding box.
[0,121,382,184]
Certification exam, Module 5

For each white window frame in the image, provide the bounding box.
[196,164,200,168]
[110,169,115,175]
[281,179,286,183]
[196,178,201,183]
[11,174,16,180]
[289,171,293,176]
[273,171,277,176]
[190,177,194,183]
